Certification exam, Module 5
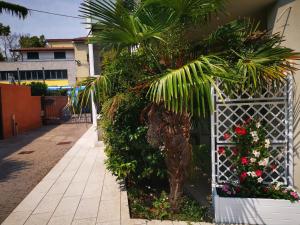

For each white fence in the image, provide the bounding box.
[211,77,294,188]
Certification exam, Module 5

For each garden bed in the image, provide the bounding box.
[127,184,212,223]
[214,188,300,225]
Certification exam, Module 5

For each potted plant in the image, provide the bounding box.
[214,118,300,224]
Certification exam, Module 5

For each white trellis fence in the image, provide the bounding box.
[210,77,300,225]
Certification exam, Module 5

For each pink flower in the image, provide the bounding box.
[270,163,277,171]
[218,147,225,155]
[241,157,248,165]
[244,117,252,124]
[255,170,263,177]
[290,192,299,199]
[222,184,229,192]
[235,127,247,136]
[224,133,231,140]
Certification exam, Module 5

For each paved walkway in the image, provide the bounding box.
[0,123,90,223]
[2,126,211,225]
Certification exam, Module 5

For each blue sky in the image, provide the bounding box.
[0,0,87,39]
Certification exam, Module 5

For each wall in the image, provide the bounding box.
[23,51,74,61]
[0,84,41,139]
[268,0,300,191]
[47,41,73,48]
[0,60,76,86]
[74,42,90,81]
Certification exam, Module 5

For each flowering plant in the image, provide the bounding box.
[219,118,299,202]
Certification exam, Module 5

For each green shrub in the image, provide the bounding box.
[101,92,167,184]
[27,82,48,96]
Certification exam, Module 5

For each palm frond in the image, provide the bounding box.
[232,39,300,91]
[148,55,237,116]
[70,75,111,112]
[80,0,176,52]
[143,0,224,23]
[0,1,28,19]
[203,19,300,92]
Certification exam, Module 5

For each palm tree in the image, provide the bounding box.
[0,1,28,19]
[77,0,299,210]
[0,1,28,36]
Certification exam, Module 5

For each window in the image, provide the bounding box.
[44,70,68,80]
[20,71,26,80]
[26,71,32,80]
[51,71,57,79]
[27,52,39,60]
[62,70,67,79]
[0,71,7,80]
[56,70,62,79]
[45,70,51,79]
[32,71,38,80]
[38,71,43,80]
[54,52,66,59]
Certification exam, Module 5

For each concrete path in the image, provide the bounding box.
[0,123,90,223]
[1,126,211,225]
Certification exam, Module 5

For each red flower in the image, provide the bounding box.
[240,171,247,182]
[255,170,263,177]
[235,127,247,135]
[235,187,241,193]
[232,148,238,156]
[241,157,248,165]
[218,147,225,155]
[224,133,231,140]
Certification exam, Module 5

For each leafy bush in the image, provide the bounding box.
[101,92,167,184]
[102,51,157,98]
[27,82,48,96]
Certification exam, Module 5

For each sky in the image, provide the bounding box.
[0,0,87,39]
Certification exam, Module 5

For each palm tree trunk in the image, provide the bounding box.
[146,104,192,211]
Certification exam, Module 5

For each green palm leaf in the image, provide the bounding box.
[80,0,176,52]
[0,1,28,19]
[70,75,111,112]
[148,55,236,116]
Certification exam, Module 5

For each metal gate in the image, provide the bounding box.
[211,77,294,188]
[42,96,92,124]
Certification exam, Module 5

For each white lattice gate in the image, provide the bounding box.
[211,77,294,189]
[210,77,299,224]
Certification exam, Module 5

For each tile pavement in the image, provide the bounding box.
[1,126,212,225]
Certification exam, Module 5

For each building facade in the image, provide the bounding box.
[0,37,99,87]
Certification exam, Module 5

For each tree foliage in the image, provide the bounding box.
[0,33,20,60]
[0,23,10,36]
[19,35,46,48]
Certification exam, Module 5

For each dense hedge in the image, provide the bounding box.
[101,93,167,184]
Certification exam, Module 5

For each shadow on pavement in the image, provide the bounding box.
[0,159,31,182]
[0,125,58,161]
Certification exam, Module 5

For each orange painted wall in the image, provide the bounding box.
[0,84,41,139]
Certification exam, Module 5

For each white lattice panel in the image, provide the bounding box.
[211,78,293,186]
